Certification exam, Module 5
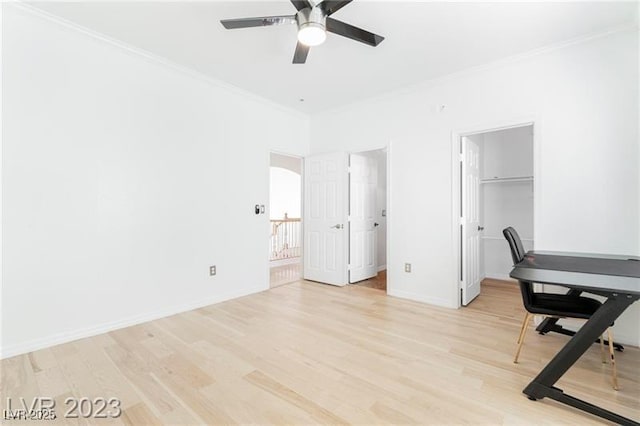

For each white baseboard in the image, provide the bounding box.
[270,257,301,267]
[0,285,264,359]
[483,273,515,282]
[387,289,457,309]
[377,264,387,272]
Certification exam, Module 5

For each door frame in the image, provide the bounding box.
[293,143,390,293]
[348,148,388,285]
[350,145,390,292]
[451,119,541,308]
[268,150,305,283]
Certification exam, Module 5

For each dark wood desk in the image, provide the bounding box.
[510,250,640,426]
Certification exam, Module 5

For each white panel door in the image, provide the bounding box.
[349,154,378,283]
[303,152,349,286]
[462,137,481,305]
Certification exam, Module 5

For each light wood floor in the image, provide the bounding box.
[2,279,639,425]
[353,270,387,291]
[269,262,301,288]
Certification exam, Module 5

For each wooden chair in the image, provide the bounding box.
[502,226,618,390]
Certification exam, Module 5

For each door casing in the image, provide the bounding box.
[451,119,540,308]
[292,145,390,291]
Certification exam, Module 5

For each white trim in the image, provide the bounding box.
[385,141,392,296]
[268,149,304,286]
[482,236,533,242]
[8,2,308,121]
[11,2,636,119]
[312,24,637,116]
[480,176,533,184]
[377,264,387,272]
[455,118,536,138]
[0,4,3,352]
[387,289,457,309]
[483,273,515,282]
[0,285,264,359]
[267,149,305,287]
[270,257,302,267]
[450,134,462,308]
[452,119,540,309]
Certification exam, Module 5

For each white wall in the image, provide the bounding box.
[310,29,640,345]
[269,167,301,219]
[270,152,302,175]
[1,4,310,357]
[481,126,534,180]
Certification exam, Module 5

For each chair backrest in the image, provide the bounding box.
[503,226,525,264]
[503,227,535,309]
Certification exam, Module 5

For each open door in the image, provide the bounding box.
[303,152,349,286]
[461,136,481,305]
[349,153,378,283]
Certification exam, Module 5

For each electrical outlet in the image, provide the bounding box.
[404,263,411,273]
[209,265,217,276]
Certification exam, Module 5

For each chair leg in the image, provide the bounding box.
[516,312,530,344]
[600,334,606,363]
[514,312,531,364]
[607,328,618,390]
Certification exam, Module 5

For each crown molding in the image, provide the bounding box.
[8,1,310,121]
[313,21,638,116]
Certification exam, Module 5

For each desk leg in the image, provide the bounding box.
[523,295,639,426]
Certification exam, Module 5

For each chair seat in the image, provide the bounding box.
[528,293,602,319]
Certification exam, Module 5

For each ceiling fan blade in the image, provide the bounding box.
[326,17,384,47]
[221,15,296,29]
[290,0,310,11]
[293,42,310,64]
[321,1,353,16]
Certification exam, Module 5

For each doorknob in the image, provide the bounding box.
[331,224,344,229]
[478,226,484,231]
[374,223,380,227]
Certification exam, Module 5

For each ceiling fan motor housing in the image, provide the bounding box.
[220,1,385,63]
[296,7,327,32]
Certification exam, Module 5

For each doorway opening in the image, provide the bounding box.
[269,152,303,288]
[350,149,387,291]
[459,124,534,305]
[301,148,389,291]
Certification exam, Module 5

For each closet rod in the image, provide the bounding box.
[480,176,533,184]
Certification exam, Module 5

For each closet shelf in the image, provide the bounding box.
[480,176,533,184]
[482,236,534,242]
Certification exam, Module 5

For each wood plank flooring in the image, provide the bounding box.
[353,270,387,291]
[2,279,638,424]
[270,262,301,288]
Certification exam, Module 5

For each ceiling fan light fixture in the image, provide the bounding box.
[297,22,326,46]
[220,1,385,64]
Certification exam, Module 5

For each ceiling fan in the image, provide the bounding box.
[220,0,384,64]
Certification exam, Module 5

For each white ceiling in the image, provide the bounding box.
[30,1,638,113]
